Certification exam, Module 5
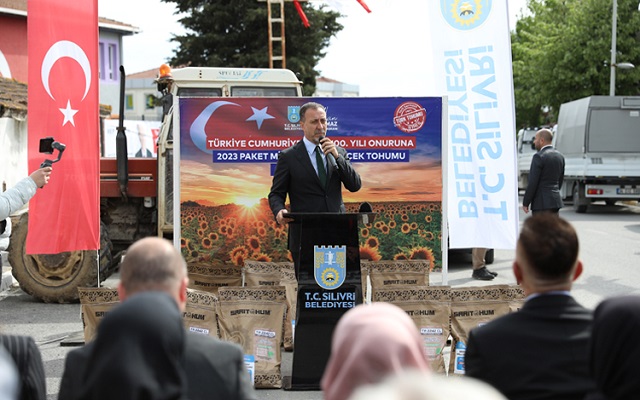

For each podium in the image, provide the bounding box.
[283,212,374,390]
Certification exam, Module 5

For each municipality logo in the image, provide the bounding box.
[287,106,300,123]
[314,245,346,290]
[441,0,491,31]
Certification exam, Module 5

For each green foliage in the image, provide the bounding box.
[512,0,640,127]
[161,0,343,95]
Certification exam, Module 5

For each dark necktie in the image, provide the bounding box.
[315,146,327,187]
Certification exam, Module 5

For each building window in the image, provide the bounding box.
[98,40,119,82]
[146,94,157,109]
[125,94,134,110]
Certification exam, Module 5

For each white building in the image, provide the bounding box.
[314,76,359,97]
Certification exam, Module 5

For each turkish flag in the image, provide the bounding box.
[27,0,100,254]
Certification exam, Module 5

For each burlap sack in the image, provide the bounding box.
[184,288,220,338]
[448,285,511,376]
[243,261,296,350]
[243,260,282,287]
[218,286,287,388]
[372,286,451,373]
[187,266,242,294]
[279,263,297,351]
[365,260,430,296]
[501,284,526,312]
[78,287,120,343]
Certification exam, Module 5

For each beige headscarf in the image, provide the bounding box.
[321,302,430,400]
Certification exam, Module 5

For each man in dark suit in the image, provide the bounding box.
[58,237,256,400]
[465,214,596,400]
[523,128,565,214]
[268,102,362,266]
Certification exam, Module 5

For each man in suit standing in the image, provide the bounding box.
[523,128,564,214]
[268,102,362,266]
[465,214,596,400]
[59,237,256,400]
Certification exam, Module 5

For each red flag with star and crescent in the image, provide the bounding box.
[27,0,100,254]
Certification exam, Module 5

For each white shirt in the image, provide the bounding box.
[303,137,326,176]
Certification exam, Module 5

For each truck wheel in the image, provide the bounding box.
[7,213,114,303]
[572,184,588,213]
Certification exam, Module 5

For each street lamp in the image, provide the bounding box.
[610,0,637,96]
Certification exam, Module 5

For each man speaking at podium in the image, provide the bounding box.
[268,102,362,268]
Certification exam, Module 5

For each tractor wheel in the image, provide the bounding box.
[7,213,113,303]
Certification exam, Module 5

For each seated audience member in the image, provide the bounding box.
[465,214,596,400]
[0,167,52,220]
[73,292,187,400]
[0,335,46,400]
[585,295,640,400]
[321,302,430,400]
[0,345,18,400]
[1,167,52,268]
[348,371,507,400]
[59,237,256,400]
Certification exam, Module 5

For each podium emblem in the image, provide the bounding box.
[314,245,346,290]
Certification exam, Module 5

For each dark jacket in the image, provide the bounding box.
[268,140,361,251]
[59,331,256,400]
[465,295,596,400]
[0,335,46,400]
[523,146,565,211]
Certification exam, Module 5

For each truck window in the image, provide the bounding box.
[230,87,298,97]
[518,129,537,154]
[177,88,223,97]
[588,109,640,152]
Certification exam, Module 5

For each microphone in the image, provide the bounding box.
[319,136,339,172]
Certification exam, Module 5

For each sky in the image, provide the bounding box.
[98,0,528,97]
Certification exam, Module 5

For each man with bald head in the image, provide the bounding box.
[465,214,595,400]
[117,237,188,303]
[59,237,257,400]
[522,128,564,214]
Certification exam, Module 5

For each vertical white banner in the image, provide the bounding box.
[429,0,519,249]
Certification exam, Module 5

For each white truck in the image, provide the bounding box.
[556,96,640,213]
[516,127,539,190]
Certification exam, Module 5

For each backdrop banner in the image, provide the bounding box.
[428,0,519,249]
[178,97,445,270]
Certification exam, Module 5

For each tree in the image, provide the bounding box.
[161,0,343,95]
[512,0,640,127]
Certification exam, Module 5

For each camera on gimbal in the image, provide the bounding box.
[39,137,66,168]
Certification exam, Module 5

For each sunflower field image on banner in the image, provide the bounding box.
[179,97,443,270]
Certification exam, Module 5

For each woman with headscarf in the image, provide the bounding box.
[321,302,430,400]
[586,295,640,400]
[74,291,187,400]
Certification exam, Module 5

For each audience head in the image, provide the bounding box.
[588,295,640,400]
[78,292,187,400]
[118,237,188,310]
[514,214,582,295]
[534,128,553,150]
[321,302,430,400]
[348,371,507,400]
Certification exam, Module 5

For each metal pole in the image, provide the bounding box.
[610,0,617,96]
